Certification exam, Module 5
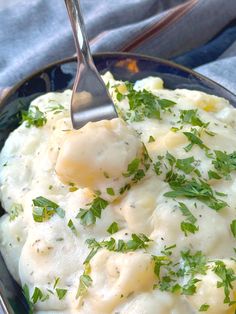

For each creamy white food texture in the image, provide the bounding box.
[1,73,236,314]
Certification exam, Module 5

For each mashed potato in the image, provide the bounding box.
[1,73,236,313]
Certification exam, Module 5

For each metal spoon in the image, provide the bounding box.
[64,0,118,129]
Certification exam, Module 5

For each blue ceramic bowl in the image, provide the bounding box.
[0,52,236,314]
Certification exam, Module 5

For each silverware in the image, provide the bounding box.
[64,0,117,129]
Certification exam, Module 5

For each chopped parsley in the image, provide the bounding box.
[164,177,228,211]
[22,284,34,314]
[55,288,67,300]
[106,187,115,196]
[230,220,236,238]
[53,277,60,289]
[47,103,64,114]
[148,135,155,143]
[199,304,210,312]
[181,221,199,236]
[208,170,222,180]
[119,82,176,121]
[76,196,108,226]
[84,234,151,264]
[212,150,236,179]
[76,274,92,298]
[213,260,236,304]
[31,287,49,304]
[178,202,197,224]
[153,249,207,296]
[183,129,209,152]
[9,203,23,221]
[122,158,145,182]
[120,145,151,193]
[178,250,208,277]
[178,202,199,236]
[21,106,47,128]
[179,109,208,128]
[67,219,79,237]
[32,196,65,222]
[176,157,196,174]
[107,222,119,234]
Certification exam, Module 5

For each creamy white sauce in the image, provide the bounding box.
[1,73,236,313]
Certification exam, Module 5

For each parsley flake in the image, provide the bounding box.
[84,234,151,264]
[123,82,176,121]
[230,220,236,238]
[213,260,236,304]
[107,222,119,234]
[67,219,79,237]
[180,109,208,128]
[164,178,228,211]
[22,284,34,314]
[21,106,47,128]
[76,274,92,298]
[178,202,197,224]
[77,196,108,226]
[183,130,209,152]
[212,150,236,179]
[56,288,67,300]
[32,196,65,222]
[199,304,210,311]
[181,221,199,236]
[106,187,115,196]
[31,287,49,304]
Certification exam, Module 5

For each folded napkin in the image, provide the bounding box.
[0,0,236,96]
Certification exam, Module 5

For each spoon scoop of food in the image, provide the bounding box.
[64,0,118,129]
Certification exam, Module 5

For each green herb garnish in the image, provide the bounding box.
[84,234,151,264]
[22,284,34,314]
[32,196,65,222]
[181,221,199,236]
[164,178,228,211]
[31,287,49,304]
[107,222,119,234]
[230,220,236,238]
[21,106,47,128]
[76,274,92,298]
[180,109,208,128]
[56,288,67,300]
[106,187,115,196]
[178,202,197,224]
[148,135,155,143]
[67,219,79,237]
[77,196,108,226]
[183,129,209,152]
[212,150,236,179]
[213,260,236,304]
[199,304,210,311]
[122,82,176,121]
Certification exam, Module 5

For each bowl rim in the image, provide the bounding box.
[1,51,235,107]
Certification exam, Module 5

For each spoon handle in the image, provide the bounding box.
[64,0,93,67]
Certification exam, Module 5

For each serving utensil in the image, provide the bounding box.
[64,0,117,129]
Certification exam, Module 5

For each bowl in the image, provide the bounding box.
[0,52,236,314]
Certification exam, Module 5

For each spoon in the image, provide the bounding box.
[64,0,118,129]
